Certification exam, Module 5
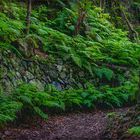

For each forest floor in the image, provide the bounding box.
[0,107,139,140]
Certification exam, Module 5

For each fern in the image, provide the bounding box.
[0,13,24,42]
[0,81,135,126]
[0,94,22,126]
[128,126,140,136]
[94,67,114,81]
[33,107,48,119]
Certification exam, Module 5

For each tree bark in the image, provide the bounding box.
[74,1,87,36]
[26,0,32,34]
[137,70,140,104]
[100,0,105,9]
[118,0,139,42]
[121,8,139,41]
[74,10,86,35]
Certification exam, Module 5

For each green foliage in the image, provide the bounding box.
[0,0,140,128]
[0,81,135,126]
[0,2,139,75]
[94,67,114,81]
[28,4,140,78]
[107,112,117,118]
[0,94,22,126]
[53,7,77,35]
[13,84,63,119]
[0,13,24,43]
[128,126,140,136]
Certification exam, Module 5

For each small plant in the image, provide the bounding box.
[0,94,22,126]
[128,126,140,136]
[13,84,65,119]
[107,112,117,118]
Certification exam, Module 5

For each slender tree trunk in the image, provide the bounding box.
[74,10,86,35]
[74,1,87,36]
[118,0,139,42]
[26,0,32,34]
[137,70,140,104]
[100,0,105,9]
[121,8,139,41]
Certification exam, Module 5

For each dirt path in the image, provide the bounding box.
[0,108,132,140]
[1,111,108,140]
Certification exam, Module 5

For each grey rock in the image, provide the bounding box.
[77,83,83,88]
[4,131,11,136]
[2,79,13,93]
[29,79,44,91]
[16,72,21,78]
[57,65,63,72]
[52,81,62,91]
[60,72,67,79]
[79,71,84,77]
[57,59,63,65]
[49,71,58,79]
[26,71,34,80]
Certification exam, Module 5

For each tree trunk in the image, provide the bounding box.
[118,0,139,42]
[74,10,86,35]
[26,0,32,34]
[74,1,87,36]
[121,8,139,42]
[137,70,140,105]
[100,0,105,9]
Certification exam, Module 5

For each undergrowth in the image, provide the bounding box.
[0,82,137,126]
[0,2,139,70]
[128,126,140,136]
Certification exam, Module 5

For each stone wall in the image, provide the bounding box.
[0,49,93,93]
